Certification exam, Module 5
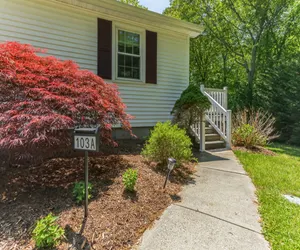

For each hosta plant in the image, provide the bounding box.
[32,213,65,249]
[73,181,93,204]
[123,168,138,192]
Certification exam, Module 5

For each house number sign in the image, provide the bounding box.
[73,126,100,218]
[74,135,97,151]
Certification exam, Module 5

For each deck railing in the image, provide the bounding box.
[191,85,232,151]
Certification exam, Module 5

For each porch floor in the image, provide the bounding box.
[138,150,270,250]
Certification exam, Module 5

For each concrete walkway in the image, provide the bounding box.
[138,150,270,250]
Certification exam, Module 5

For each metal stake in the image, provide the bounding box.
[84,150,89,218]
[163,169,172,189]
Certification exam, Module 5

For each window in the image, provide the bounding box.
[117,29,141,80]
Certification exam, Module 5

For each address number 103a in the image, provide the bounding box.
[74,135,97,151]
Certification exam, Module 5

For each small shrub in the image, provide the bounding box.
[171,84,211,130]
[232,124,267,148]
[142,121,193,166]
[122,168,138,192]
[232,109,279,148]
[73,181,93,204]
[32,213,65,249]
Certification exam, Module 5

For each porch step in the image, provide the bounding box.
[205,140,226,150]
[205,125,226,150]
[205,133,221,142]
[205,127,215,134]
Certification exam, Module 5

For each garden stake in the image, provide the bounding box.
[84,150,89,218]
[73,126,100,219]
[163,158,176,189]
[163,169,172,189]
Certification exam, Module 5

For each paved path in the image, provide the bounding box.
[138,150,270,250]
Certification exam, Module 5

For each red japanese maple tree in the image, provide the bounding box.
[0,42,133,163]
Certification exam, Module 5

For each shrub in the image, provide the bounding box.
[142,121,193,166]
[232,124,267,148]
[122,168,138,192]
[32,213,65,249]
[171,84,210,130]
[0,42,132,164]
[73,181,93,204]
[232,109,279,148]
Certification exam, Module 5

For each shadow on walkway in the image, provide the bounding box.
[193,150,230,163]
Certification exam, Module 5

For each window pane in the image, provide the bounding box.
[132,57,140,68]
[125,67,132,78]
[118,54,125,67]
[132,34,140,45]
[117,30,141,80]
[133,46,140,55]
[118,43,125,53]
[132,68,140,79]
[118,30,125,42]
[126,32,134,44]
[125,44,133,54]
[125,55,132,67]
[118,66,125,78]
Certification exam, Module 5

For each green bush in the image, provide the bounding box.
[171,84,211,130]
[232,109,278,148]
[73,181,93,204]
[232,124,267,148]
[122,168,138,192]
[142,121,193,166]
[32,213,65,249]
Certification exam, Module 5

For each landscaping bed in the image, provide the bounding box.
[0,141,195,249]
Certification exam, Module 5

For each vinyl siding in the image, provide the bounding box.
[0,0,190,127]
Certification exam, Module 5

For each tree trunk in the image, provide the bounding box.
[247,45,257,107]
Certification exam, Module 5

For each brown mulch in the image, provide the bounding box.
[0,142,196,250]
[232,145,277,156]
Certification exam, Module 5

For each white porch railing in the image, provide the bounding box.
[191,85,232,151]
[204,87,228,110]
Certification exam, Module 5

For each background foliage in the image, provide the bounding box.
[164,0,300,145]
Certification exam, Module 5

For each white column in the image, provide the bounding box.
[200,84,205,93]
[200,114,206,152]
[223,86,228,110]
[226,110,232,149]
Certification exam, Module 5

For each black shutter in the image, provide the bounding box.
[146,30,157,84]
[98,18,112,79]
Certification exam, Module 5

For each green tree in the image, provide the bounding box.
[165,0,300,108]
[118,0,147,9]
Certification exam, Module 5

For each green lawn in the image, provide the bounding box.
[234,144,300,250]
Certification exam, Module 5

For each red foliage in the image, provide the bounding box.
[0,42,133,161]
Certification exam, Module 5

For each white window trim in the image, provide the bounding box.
[112,22,146,83]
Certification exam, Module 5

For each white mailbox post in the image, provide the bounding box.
[73,126,100,218]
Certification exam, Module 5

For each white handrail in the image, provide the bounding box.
[201,85,232,149]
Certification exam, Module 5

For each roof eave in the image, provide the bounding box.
[52,0,203,37]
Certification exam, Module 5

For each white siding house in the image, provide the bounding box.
[0,0,203,138]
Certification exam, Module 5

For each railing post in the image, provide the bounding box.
[200,84,205,93]
[200,114,206,152]
[226,110,232,149]
[223,86,228,110]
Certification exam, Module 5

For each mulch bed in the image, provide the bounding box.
[0,141,196,250]
[232,145,277,156]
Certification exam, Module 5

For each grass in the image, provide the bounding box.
[234,143,300,250]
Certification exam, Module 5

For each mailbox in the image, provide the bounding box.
[73,126,100,152]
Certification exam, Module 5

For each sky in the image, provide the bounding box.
[140,0,170,13]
